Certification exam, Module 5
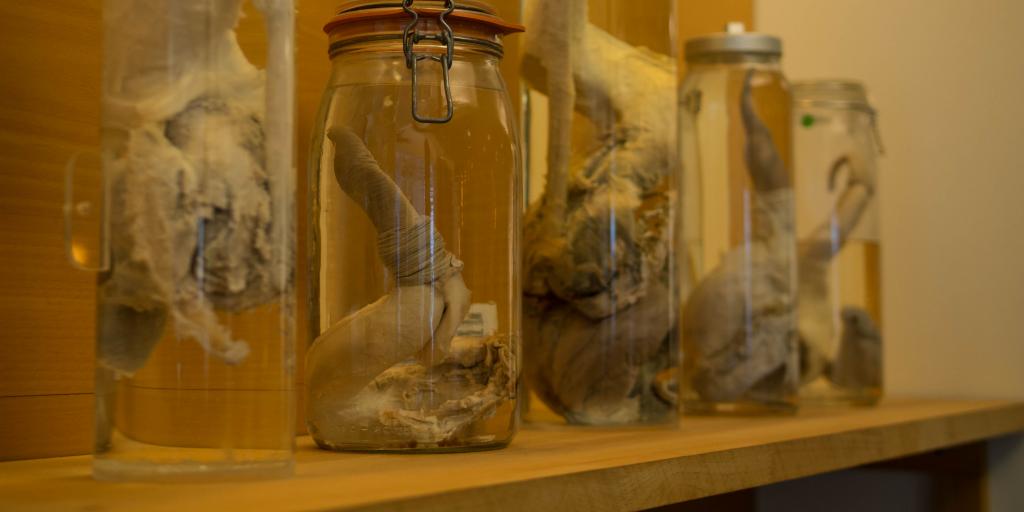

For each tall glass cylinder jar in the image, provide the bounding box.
[520,0,680,426]
[793,81,883,406]
[679,25,799,415]
[306,1,524,452]
[84,0,296,480]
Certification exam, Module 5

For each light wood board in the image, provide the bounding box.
[0,399,1021,512]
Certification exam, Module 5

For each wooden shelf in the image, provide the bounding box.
[1,399,1022,511]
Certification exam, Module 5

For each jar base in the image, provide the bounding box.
[682,399,797,416]
[93,430,293,481]
[93,456,293,482]
[800,389,883,407]
[525,417,680,428]
[311,436,512,454]
[524,409,679,428]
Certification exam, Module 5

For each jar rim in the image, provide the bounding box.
[328,34,506,59]
[336,0,492,15]
[685,32,782,60]
[793,80,875,113]
[324,1,524,36]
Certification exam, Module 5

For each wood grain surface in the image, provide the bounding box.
[0,399,1021,512]
[0,395,93,462]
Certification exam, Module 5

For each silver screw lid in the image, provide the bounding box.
[685,22,782,60]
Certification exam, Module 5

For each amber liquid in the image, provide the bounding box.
[800,241,883,406]
[793,104,883,406]
[680,64,799,415]
[520,18,680,426]
[94,302,294,480]
[682,65,794,272]
[308,75,521,451]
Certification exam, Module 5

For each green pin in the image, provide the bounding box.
[801,114,816,128]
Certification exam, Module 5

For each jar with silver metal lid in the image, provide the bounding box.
[306,0,524,452]
[793,80,883,406]
[679,23,799,415]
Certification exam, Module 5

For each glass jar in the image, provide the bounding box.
[679,24,799,415]
[70,0,296,480]
[793,80,883,406]
[306,1,524,452]
[520,0,680,426]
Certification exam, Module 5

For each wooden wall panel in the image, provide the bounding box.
[678,0,755,62]
[0,395,94,462]
[0,0,745,461]
[0,1,100,399]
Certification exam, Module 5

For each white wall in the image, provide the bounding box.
[755,0,1024,509]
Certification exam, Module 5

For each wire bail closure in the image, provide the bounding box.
[402,0,456,124]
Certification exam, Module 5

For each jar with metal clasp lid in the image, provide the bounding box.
[306,0,524,452]
[793,80,884,406]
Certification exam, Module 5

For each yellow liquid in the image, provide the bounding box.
[94,303,295,480]
[680,64,799,415]
[682,64,794,276]
[800,241,883,406]
[793,101,883,406]
[308,76,521,451]
[522,106,679,425]
[520,2,680,426]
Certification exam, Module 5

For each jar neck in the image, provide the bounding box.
[795,100,875,116]
[793,81,873,114]
[686,53,781,68]
[326,13,508,60]
[329,37,504,61]
[327,41,506,92]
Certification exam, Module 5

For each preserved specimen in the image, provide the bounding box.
[679,26,799,414]
[87,0,296,479]
[521,0,680,425]
[794,80,883,404]
[306,0,523,451]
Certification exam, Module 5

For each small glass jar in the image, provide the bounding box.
[75,0,296,480]
[520,0,681,426]
[306,1,524,452]
[793,80,883,406]
[679,24,799,415]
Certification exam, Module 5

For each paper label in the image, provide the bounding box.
[455,302,499,337]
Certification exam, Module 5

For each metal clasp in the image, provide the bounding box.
[402,0,455,124]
